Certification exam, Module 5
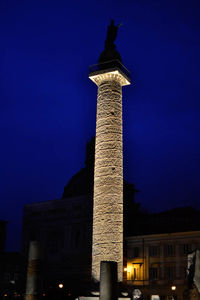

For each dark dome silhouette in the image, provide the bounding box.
[62,137,95,198]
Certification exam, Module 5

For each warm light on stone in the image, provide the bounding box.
[89,69,130,86]
[25,241,41,300]
[89,69,130,282]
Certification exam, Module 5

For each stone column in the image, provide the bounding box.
[25,241,41,300]
[100,261,117,300]
[89,69,130,282]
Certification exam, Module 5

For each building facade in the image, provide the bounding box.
[22,195,93,292]
[22,197,200,299]
[125,231,200,300]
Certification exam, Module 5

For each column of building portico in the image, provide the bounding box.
[160,243,164,281]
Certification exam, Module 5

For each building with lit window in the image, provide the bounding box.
[125,230,200,300]
[22,198,200,299]
[22,199,200,299]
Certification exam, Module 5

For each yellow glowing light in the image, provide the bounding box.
[127,265,132,273]
[124,267,127,271]
[171,286,176,291]
[4,294,7,297]
[89,69,130,86]
[59,283,64,289]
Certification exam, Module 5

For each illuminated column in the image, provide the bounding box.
[89,68,130,281]
[25,241,41,300]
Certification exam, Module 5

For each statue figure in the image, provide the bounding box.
[105,20,120,50]
[98,20,122,65]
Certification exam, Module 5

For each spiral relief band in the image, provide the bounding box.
[89,69,130,282]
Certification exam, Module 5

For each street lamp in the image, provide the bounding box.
[58,283,64,289]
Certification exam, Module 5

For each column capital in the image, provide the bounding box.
[89,62,131,87]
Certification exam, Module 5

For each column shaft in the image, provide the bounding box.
[92,77,123,281]
[25,241,41,300]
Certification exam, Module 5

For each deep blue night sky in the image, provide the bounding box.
[0,0,200,250]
